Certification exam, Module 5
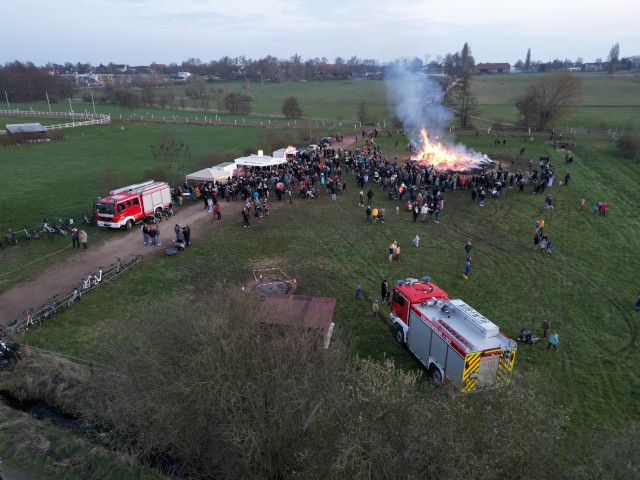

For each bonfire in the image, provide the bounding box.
[411,129,492,172]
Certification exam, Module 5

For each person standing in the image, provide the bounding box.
[465,241,472,260]
[242,206,250,227]
[636,291,640,312]
[359,190,364,207]
[71,228,80,249]
[412,235,420,247]
[463,259,471,280]
[79,229,88,249]
[355,283,361,300]
[182,225,191,247]
[381,280,389,304]
[394,243,400,262]
[389,241,397,262]
[142,223,150,246]
[367,189,373,205]
[542,318,550,338]
[372,299,379,318]
[547,331,559,352]
[148,225,157,246]
[156,226,162,246]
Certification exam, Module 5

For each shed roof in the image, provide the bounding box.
[476,63,511,70]
[255,294,337,347]
[6,123,46,133]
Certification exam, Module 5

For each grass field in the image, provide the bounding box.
[2,73,640,477]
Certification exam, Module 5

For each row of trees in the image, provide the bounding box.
[513,44,640,73]
[0,61,74,102]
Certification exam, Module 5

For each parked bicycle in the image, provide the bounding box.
[81,267,103,291]
[5,228,18,246]
[42,219,57,239]
[20,227,32,240]
[40,294,61,320]
[83,212,95,226]
[31,228,41,240]
[17,308,40,333]
[66,286,82,307]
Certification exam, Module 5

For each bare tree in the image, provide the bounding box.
[150,131,190,186]
[515,72,582,128]
[356,99,369,124]
[607,42,620,74]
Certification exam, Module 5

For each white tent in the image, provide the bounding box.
[272,146,297,158]
[185,167,229,183]
[234,150,288,168]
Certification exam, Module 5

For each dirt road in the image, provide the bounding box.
[0,200,245,324]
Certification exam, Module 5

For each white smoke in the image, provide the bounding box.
[385,63,452,139]
[385,63,492,171]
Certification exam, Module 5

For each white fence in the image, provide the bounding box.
[0,109,110,130]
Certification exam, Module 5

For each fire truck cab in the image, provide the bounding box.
[390,277,516,391]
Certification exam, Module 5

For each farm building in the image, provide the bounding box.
[475,63,511,74]
[5,123,47,142]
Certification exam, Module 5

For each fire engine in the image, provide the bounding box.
[390,276,516,391]
[95,180,172,230]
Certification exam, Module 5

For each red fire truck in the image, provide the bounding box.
[95,180,172,230]
[390,276,516,391]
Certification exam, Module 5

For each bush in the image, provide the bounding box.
[617,135,640,160]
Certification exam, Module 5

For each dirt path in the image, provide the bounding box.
[0,136,358,325]
[0,201,242,323]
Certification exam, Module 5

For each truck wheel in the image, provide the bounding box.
[125,219,133,231]
[430,365,443,385]
[394,325,405,345]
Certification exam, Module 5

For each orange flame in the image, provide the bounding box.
[412,130,475,171]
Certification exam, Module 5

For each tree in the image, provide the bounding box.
[356,99,369,124]
[515,72,582,128]
[281,96,304,119]
[444,43,477,127]
[607,42,620,74]
[222,91,252,115]
[524,48,532,72]
[150,132,190,186]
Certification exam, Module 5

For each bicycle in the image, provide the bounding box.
[42,219,56,239]
[40,294,60,320]
[5,228,18,246]
[81,267,103,291]
[83,213,95,226]
[20,227,32,240]
[66,286,82,307]
[17,308,40,333]
[31,228,41,240]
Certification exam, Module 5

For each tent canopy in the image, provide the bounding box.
[185,167,229,183]
[273,146,297,158]
[234,151,288,168]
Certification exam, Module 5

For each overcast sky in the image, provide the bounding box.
[3,0,638,67]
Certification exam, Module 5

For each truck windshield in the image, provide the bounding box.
[96,203,115,214]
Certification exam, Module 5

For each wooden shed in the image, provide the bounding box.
[6,123,47,142]
[255,294,337,348]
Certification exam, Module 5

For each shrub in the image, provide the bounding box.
[617,135,640,160]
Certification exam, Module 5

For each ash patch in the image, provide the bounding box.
[249,280,297,298]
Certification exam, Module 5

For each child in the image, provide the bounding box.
[412,235,420,247]
[463,259,471,280]
[355,283,361,300]
[372,299,379,318]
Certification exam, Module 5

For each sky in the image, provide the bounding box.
[2,0,638,67]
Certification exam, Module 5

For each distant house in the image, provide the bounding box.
[6,123,47,142]
[475,63,511,74]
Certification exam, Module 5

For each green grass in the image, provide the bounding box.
[19,132,640,430]
[3,75,640,476]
